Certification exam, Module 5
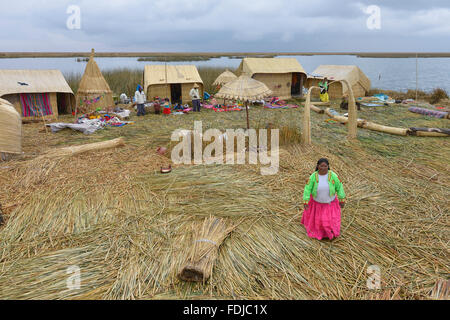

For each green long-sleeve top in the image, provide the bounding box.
[303,170,346,204]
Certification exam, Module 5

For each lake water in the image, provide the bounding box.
[0,55,449,93]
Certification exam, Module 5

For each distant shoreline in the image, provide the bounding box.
[1,52,450,59]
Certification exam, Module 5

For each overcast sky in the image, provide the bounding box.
[1,0,449,52]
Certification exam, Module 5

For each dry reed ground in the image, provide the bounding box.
[0,100,448,300]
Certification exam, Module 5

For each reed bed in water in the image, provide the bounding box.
[0,101,448,300]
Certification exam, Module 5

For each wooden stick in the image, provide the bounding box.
[245,101,250,129]
[312,101,331,106]
[302,87,313,145]
[310,104,324,114]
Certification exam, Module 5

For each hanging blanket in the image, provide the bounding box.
[20,93,53,117]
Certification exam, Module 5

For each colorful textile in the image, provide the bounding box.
[213,106,242,112]
[301,196,341,240]
[20,93,53,117]
[408,106,448,118]
[264,103,299,109]
[361,103,386,107]
[81,94,105,106]
[319,92,329,102]
[163,104,171,114]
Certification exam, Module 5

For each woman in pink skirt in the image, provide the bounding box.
[301,158,346,240]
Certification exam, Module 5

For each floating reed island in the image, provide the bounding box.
[0,59,448,299]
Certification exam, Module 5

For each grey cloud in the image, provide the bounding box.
[0,0,449,52]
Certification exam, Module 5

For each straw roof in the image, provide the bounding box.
[0,69,73,97]
[309,65,371,92]
[0,98,21,154]
[77,49,112,94]
[144,65,203,89]
[236,58,306,76]
[215,75,272,101]
[213,69,237,86]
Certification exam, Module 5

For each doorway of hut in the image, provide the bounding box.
[291,73,303,97]
[57,93,70,114]
[170,84,182,104]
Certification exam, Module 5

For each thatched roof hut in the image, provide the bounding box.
[213,69,237,86]
[306,65,371,99]
[144,65,203,104]
[236,58,307,99]
[0,98,21,159]
[76,49,114,112]
[0,69,75,121]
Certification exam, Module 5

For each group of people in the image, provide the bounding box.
[132,83,202,116]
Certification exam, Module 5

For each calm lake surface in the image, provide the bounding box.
[0,55,449,92]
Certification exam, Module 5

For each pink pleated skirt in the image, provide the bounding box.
[301,196,341,240]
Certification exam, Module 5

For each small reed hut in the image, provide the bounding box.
[236,58,307,100]
[144,65,203,104]
[306,65,371,99]
[76,49,114,113]
[0,98,21,160]
[213,69,238,87]
[0,69,75,121]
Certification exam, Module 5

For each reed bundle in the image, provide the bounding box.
[38,137,125,159]
[179,217,235,282]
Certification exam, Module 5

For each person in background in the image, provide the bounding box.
[173,101,184,111]
[134,85,147,116]
[119,93,128,104]
[340,95,361,111]
[163,98,171,115]
[319,77,329,103]
[301,158,346,240]
[190,83,201,112]
[153,97,161,114]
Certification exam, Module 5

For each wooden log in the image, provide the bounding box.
[310,104,324,114]
[40,138,125,159]
[410,131,448,137]
[312,101,331,106]
[362,121,408,136]
[325,108,407,136]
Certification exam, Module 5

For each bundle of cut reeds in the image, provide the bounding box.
[179,216,235,282]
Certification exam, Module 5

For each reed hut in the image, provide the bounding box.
[0,69,75,121]
[236,58,307,99]
[76,49,114,113]
[213,69,237,86]
[144,65,203,104]
[306,65,371,99]
[0,98,21,160]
